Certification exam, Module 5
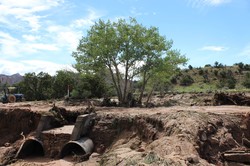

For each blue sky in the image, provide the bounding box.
[0,0,250,75]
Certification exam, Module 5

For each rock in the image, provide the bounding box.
[96,144,105,154]
[209,137,219,145]
[242,137,250,148]
[186,154,199,164]
[137,147,145,152]
[4,143,10,147]
[200,132,207,141]
[90,152,100,158]
[207,124,216,134]
[130,139,141,150]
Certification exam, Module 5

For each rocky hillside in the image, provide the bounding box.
[0,73,23,85]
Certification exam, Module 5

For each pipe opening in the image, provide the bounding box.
[16,139,44,158]
[60,142,86,158]
[60,138,94,159]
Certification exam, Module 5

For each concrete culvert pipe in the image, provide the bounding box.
[15,138,44,159]
[60,137,94,158]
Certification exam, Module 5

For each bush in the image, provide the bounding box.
[219,71,227,78]
[243,72,250,88]
[198,69,204,75]
[217,70,237,89]
[170,76,178,84]
[227,77,237,89]
[244,64,250,71]
[237,62,244,70]
[180,75,194,86]
[213,70,218,76]
[205,64,212,67]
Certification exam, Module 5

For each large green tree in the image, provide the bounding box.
[18,72,53,100]
[53,70,76,99]
[73,18,187,105]
[71,73,108,99]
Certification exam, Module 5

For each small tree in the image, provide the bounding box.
[188,65,193,70]
[143,53,186,104]
[214,61,219,68]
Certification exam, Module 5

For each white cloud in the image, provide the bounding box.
[57,31,81,51]
[1,6,103,59]
[188,0,231,7]
[0,31,21,57]
[0,31,59,57]
[28,43,59,51]
[0,0,64,31]
[71,8,102,28]
[0,59,76,75]
[22,35,41,41]
[45,8,103,52]
[46,25,82,52]
[0,2,103,75]
[200,46,228,51]
[0,31,18,42]
[0,0,63,8]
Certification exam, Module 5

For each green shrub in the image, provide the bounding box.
[180,75,194,86]
[243,72,250,88]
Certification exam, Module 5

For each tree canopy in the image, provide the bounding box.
[17,70,108,101]
[73,18,187,105]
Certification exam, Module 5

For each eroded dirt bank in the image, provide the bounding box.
[0,103,250,165]
[91,110,250,165]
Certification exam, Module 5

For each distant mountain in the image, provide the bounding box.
[0,73,23,85]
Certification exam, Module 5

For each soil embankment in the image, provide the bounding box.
[0,95,250,165]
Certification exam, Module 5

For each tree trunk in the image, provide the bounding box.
[113,62,123,103]
[123,60,129,104]
[138,71,149,104]
[108,65,122,102]
[145,84,156,107]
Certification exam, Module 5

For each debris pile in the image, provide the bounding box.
[213,92,250,106]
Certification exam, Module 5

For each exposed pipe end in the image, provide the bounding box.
[15,138,44,159]
[60,137,94,158]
